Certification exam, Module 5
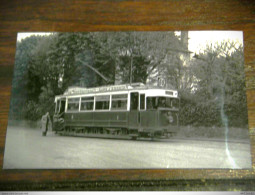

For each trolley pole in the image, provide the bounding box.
[129,55,133,85]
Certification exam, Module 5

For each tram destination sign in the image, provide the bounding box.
[64,84,130,95]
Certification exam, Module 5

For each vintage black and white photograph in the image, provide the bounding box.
[3,31,252,169]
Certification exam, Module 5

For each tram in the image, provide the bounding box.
[53,83,179,139]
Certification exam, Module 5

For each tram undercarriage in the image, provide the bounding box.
[55,125,176,140]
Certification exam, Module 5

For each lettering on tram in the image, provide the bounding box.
[53,83,179,140]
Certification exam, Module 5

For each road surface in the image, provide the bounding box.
[3,126,252,169]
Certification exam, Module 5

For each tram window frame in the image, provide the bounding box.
[60,99,66,113]
[111,94,128,110]
[146,96,179,110]
[130,92,139,110]
[146,97,157,110]
[67,97,80,111]
[80,96,94,111]
[55,99,60,114]
[171,98,180,109]
[140,94,145,110]
[95,95,110,110]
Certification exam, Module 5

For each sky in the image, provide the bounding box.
[187,31,243,54]
[17,32,52,42]
[17,31,243,54]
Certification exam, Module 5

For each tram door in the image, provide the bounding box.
[129,92,139,128]
[59,98,66,119]
[53,98,66,131]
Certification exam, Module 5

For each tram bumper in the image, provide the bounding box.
[158,110,179,133]
[159,125,179,138]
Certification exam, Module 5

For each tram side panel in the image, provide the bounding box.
[61,110,178,134]
[140,110,158,132]
[108,111,128,127]
[63,111,177,130]
[64,111,129,129]
[65,112,94,127]
[128,111,139,129]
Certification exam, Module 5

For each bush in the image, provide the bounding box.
[22,84,56,122]
[179,94,247,128]
[179,99,222,127]
[23,101,43,121]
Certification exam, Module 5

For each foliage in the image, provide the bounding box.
[23,101,42,121]
[180,41,247,127]
[90,32,182,85]
[9,36,45,119]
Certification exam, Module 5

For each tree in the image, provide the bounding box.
[91,32,183,85]
[27,35,58,101]
[182,41,247,127]
[9,35,45,119]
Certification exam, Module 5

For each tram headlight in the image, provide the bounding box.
[169,116,174,123]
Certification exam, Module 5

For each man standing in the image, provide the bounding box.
[41,112,51,136]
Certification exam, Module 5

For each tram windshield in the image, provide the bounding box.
[146,96,179,110]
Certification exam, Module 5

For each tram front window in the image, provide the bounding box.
[60,100,66,113]
[171,98,179,109]
[146,97,179,110]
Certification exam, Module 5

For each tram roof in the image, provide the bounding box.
[60,83,177,96]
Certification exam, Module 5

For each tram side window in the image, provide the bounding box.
[67,98,80,111]
[95,95,110,110]
[111,94,127,110]
[146,97,157,110]
[80,97,94,111]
